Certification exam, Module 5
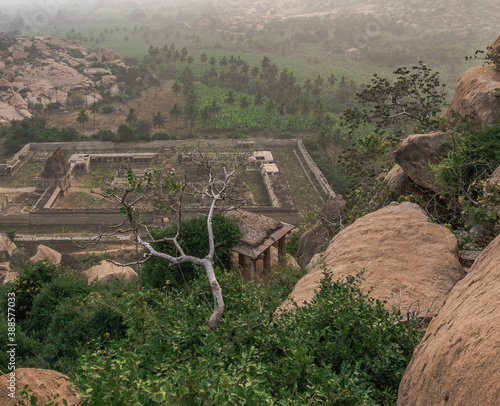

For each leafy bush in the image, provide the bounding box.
[433,122,500,229]
[75,271,421,405]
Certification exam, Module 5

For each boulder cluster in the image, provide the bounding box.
[0,35,125,124]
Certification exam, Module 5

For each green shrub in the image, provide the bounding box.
[75,271,421,405]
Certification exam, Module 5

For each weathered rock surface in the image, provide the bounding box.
[397,234,500,406]
[0,235,16,261]
[0,272,18,286]
[29,245,62,265]
[443,64,500,123]
[83,260,138,284]
[394,132,450,194]
[0,368,81,405]
[280,202,465,318]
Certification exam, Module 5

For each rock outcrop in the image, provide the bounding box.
[279,202,465,318]
[0,35,125,124]
[83,260,138,284]
[397,234,500,406]
[394,132,450,194]
[0,235,16,261]
[443,64,500,123]
[0,368,81,405]
[29,245,62,266]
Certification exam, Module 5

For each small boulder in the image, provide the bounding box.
[29,245,62,266]
[11,50,29,60]
[394,132,450,194]
[0,272,18,286]
[0,262,12,275]
[280,202,465,318]
[0,368,81,405]
[0,235,16,261]
[83,260,138,284]
[397,234,500,406]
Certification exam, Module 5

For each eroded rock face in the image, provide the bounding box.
[279,202,465,318]
[0,368,81,405]
[443,64,500,123]
[397,234,500,406]
[29,245,62,266]
[394,132,450,194]
[83,260,138,284]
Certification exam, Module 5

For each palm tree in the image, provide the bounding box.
[209,100,221,131]
[89,102,100,134]
[169,103,182,135]
[184,90,198,135]
[171,81,182,102]
[153,111,166,130]
[126,108,138,125]
[76,109,89,135]
[225,91,236,129]
[254,93,264,126]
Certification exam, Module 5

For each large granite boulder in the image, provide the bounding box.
[83,260,138,284]
[0,235,16,261]
[29,245,62,266]
[394,132,450,194]
[0,368,81,405]
[279,202,465,318]
[397,234,500,406]
[443,64,500,123]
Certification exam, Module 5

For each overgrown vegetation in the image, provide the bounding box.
[0,263,422,405]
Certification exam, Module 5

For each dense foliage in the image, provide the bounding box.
[74,271,421,405]
[1,118,81,154]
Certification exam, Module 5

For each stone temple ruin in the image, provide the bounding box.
[35,148,73,195]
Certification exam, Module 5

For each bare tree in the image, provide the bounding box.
[87,144,249,329]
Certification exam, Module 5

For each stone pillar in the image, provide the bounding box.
[249,259,256,281]
[278,236,286,265]
[263,248,271,276]
[238,253,246,269]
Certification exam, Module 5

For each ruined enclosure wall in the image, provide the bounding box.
[0,144,32,176]
[297,140,336,199]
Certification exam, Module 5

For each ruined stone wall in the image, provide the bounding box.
[0,144,31,176]
[297,140,336,199]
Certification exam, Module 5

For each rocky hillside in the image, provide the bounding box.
[0,34,125,124]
